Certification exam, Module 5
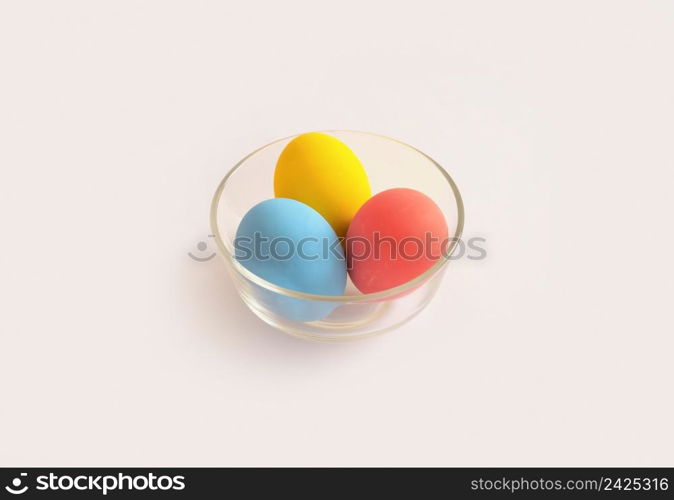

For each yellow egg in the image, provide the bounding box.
[274,132,371,238]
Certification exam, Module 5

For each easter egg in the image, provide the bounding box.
[346,188,448,294]
[274,132,371,238]
[235,198,347,321]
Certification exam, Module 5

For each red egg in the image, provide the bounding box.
[346,188,449,293]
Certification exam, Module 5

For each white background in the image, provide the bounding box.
[1,1,673,466]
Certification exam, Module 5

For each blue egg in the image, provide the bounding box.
[234,198,346,321]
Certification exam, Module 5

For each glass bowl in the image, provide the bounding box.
[210,130,464,342]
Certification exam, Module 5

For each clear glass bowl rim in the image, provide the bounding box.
[210,130,465,303]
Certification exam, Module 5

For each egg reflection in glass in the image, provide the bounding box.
[234,198,347,322]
